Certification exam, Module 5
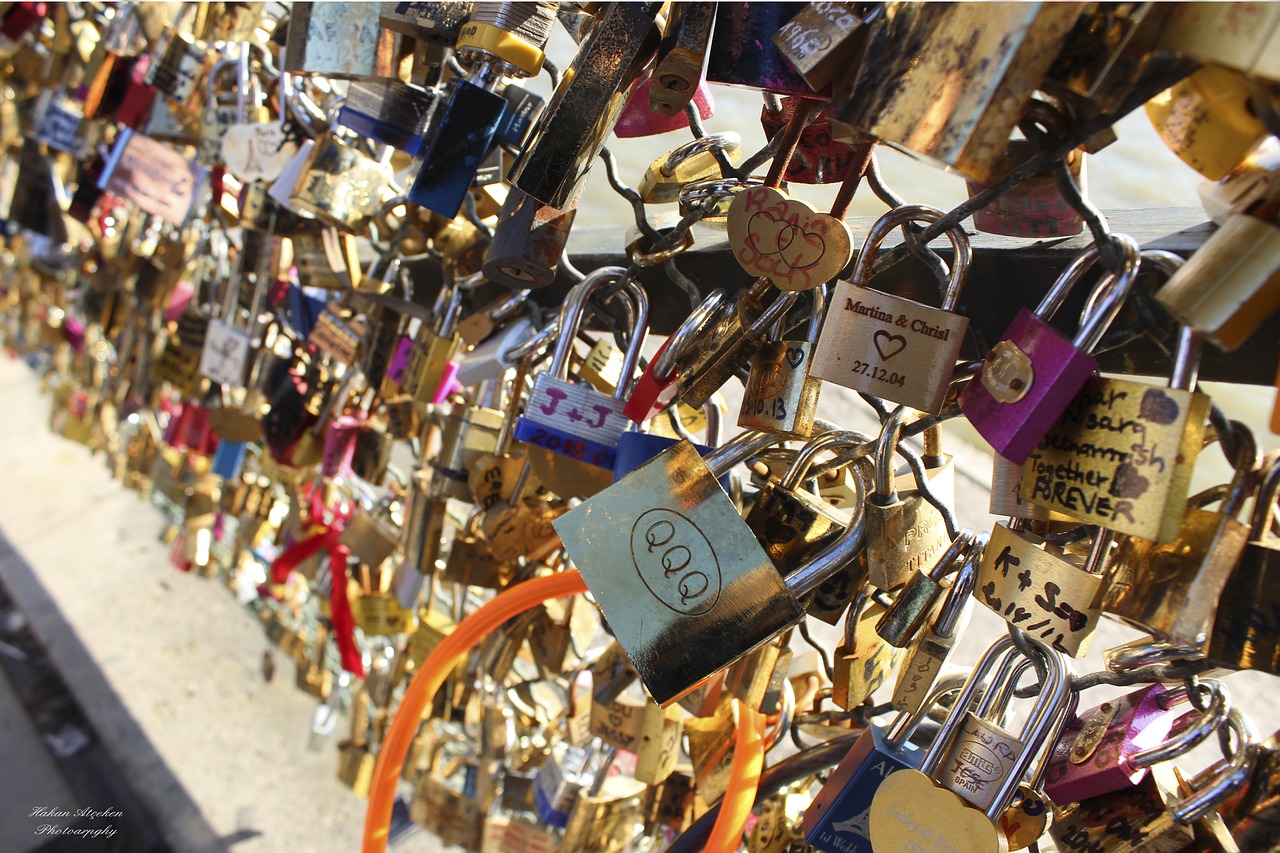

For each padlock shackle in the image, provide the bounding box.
[873,405,925,499]
[704,430,782,478]
[933,535,982,640]
[1250,450,1280,531]
[652,289,729,383]
[547,266,629,379]
[1040,233,1139,351]
[1171,707,1260,825]
[781,428,876,491]
[611,278,651,401]
[852,204,972,311]
[884,672,969,749]
[1130,680,1231,769]
[919,634,1073,820]
[784,514,866,600]
[661,131,742,177]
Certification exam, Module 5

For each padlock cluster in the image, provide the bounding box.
[3,2,1280,852]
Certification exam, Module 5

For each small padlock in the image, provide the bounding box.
[513,268,649,498]
[760,96,862,185]
[483,186,580,289]
[1021,319,1213,544]
[975,521,1107,657]
[637,133,742,204]
[959,235,1141,464]
[1156,194,1280,352]
[812,204,973,415]
[739,287,825,438]
[1044,680,1231,806]
[1104,430,1257,651]
[833,589,906,710]
[868,635,1072,853]
[804,674,968,853]
[890,543,979,717]
[615,70,715,138]
[705,1,831,97]
[1146,64,1270,182]
[863,407,955,591]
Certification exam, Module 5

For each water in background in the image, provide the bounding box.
[520,33,1275,487]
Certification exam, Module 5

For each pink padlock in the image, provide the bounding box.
[321,414,363,478]
[614,73,714,138]
[431,360,462,405]
[1044,680,1229,806]
[167,402,218,454]
[114,53,158,129]
[760,97,858,184]
[957,237,1140,464]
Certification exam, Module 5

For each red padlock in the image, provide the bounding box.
[760,97,859,185]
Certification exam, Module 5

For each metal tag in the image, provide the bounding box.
[198,319,252,387]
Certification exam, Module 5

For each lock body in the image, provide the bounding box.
[739,340,821,437]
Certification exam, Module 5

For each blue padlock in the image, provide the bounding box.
[803,676,965,853]
[212,439,247,480]
[612,432,730,493]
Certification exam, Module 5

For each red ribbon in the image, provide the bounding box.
[269,487,364,678]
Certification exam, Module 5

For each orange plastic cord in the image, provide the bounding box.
[704,700,767,853]
[362,570,589,853]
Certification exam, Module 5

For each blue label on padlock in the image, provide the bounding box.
[336,107,429,157]
[212,440,247,480]
[407,80,506,218]
[612,433,730,491]
[803,727,921,853]
[287,284,327,338]
[514,417,617,471]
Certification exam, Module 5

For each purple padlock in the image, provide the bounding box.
[614,73,715,138]
[957,235,1140,464]
[1044,680,1229,806]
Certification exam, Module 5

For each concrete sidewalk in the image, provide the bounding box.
[0,354,438,852]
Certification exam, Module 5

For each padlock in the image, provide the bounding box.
[959,235,1141,464]
[772,1,877,91]
[744,429,865,625]
[510,2,663,208]
[1021,321,1213,543]
[975,521,1107,657]
[289,133,394,234]
[409,2,557,217]
[875,529,978,650]
[1146,64,1270,182]
[1208,451,1280,672]
[336,78,440,157]
[1044,680,1231,806]
[724,633,793,715]
[615,71,714,138]
[803,674,968,853]
[512,268,649,498]
[483,186,579,289]
[966,140,1087,238]
[648,1,715,116]
[706,1,831,97]
[749,789,812,853]
[284,2,397,79]
[868,635,1072,853]
[890,541,979,717]
[637,132,742,205]
[142,7,209,105]
[589,680,683,786]
[833,589,905,710]
[400,285,464,406]
[1156,195,1280,352]
[560,770,646,853]
[862,407,955,591]
[197,59,239,169]
[812,204,973,415]
[555,432,866,706]
[1102,425,1258,648]
[760,97,863,185]
[739,287,824,438]
[625,289,728,424]
[1049,707,1259,852]
[533,742,597,829]
[835,2,1082,182]
[677,279,798,410]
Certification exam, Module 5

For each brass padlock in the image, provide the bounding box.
[738,287,825,438]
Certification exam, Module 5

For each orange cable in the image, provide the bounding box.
[704,701,767,853]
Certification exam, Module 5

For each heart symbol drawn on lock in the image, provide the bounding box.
[784,347,806,368]
[728,186,853,291]
[873,330,907,361]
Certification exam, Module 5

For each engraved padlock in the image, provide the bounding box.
[1146,64,1270,182]
[958,234,1141,465]
[833,589,905,710]
[738,287,824,438]
[863,407,955,591]
[868,635,1073,853]
[284,2,398,79]
[976,521,1108,658]
[554,431,866,706]
[812,204,973,415]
